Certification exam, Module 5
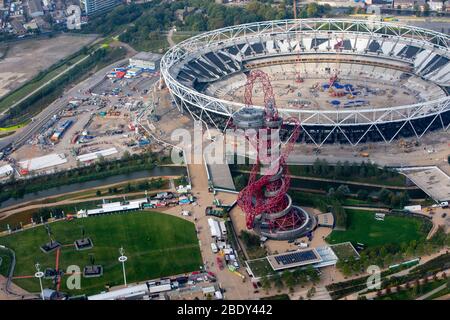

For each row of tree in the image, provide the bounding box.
[292,158,402,183]
[260,265,320,293]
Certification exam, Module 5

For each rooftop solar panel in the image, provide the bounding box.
[274,250,317,265]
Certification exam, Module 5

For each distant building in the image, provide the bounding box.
[428,0,445,11]
[175,6,196,22]
[129,52,162,71]
[80,0,122,16]
[10,18,27,35]
[23,20,38,31]
[394,0,426,9]
[27,0,44,18]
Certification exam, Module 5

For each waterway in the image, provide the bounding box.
[0,166,187,209]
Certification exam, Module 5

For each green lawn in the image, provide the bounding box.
[247,258,275,278]
[326,210,429,247]
[0,211,202,295]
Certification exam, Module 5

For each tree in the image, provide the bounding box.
[423,3,430,16]
[306,286,316,298]
[378,188,393,205]
[413,4,421,16]
[122,151,131,161]
[282,270,295,292]
[239,230,260,248]
[293,268,307,286]
[305,266,320,284]
[306,2,319,17]
[234,174,248,190]
[272,273,284,292]
[357,189,369,201]
[335,185,350,201]
[96,190,101,197]
[261,275,271,293]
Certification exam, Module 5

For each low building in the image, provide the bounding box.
[77,198,149,217]
[0,164,14,179]
[28,0,44,18]
[129,52,162,71]
[10,18,27,35]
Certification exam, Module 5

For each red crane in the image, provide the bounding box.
[235,70,302,231]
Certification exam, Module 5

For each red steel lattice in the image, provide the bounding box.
[236,70,301,230]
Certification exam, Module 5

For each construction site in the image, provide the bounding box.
[0,52,163,178]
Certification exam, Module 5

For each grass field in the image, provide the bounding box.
[326,210,429,247]
[0,211,202,295]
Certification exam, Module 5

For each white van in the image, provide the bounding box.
[210,242,218,254]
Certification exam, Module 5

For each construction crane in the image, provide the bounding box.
[293,1,304,84]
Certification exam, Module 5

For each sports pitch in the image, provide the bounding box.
[0,211,202,295]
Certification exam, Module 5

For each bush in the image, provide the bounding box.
[239,230,260,248]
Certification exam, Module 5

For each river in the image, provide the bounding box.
[0,166,187,209]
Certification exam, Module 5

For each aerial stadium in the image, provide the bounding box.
[161,18,450,147]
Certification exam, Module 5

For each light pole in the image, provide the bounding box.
[34,262,44,300]
[118,247,128,287]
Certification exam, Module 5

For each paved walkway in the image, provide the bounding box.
[416,283,447,300]
[186,163,256,300]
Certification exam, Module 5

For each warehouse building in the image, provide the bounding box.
[129,52,162,71]
[28,0,44,18]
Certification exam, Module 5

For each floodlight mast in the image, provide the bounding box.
[34,262,44,300]
[118,247,128,286]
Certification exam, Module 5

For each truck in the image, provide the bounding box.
[210,243,218,254]
[205,206,224,217]
[219,221,227,236]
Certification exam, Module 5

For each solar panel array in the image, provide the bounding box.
[274,250,317,266]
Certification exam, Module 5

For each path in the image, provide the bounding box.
[416,283,447,300]
[363,268,450,300]
[167,27,176,48]
[187,163,256,300]
[342,248,449,300]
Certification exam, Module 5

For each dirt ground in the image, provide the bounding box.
[216,71,426,111]
[0,34,97,98]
